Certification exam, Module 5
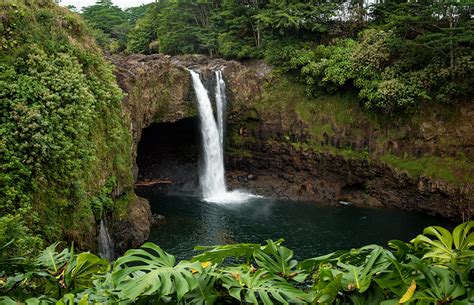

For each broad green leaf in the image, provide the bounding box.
[64,252,109,292]
[193,242,260,264]
[412,221,474,269]
[111,242,200,302]
[183,265,218,305]
[0,296,17,305]
[254,239,308,282]
[35,243,70,274]
[220,267,309,304]
[452,221,474,250]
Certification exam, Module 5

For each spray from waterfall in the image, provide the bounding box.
[98,219,115,261]
[190,70,257,203]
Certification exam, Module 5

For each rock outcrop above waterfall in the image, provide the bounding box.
[112,54,193,181]
[112,54,473,221]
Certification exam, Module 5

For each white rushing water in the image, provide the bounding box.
[190,70,256,203]
[190,70,226,197]
[98,219,115,261]
[215,70,226,147]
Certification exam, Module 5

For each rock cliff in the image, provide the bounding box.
[112,54,473,223]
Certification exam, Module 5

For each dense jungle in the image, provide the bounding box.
[0,0,473,304]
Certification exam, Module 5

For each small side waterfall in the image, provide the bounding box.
[98,219,115,261]
[190,70,256,203]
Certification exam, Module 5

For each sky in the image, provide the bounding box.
[59,0,155,10]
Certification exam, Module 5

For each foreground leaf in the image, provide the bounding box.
[111,242,200,302]
[220,267,309,304]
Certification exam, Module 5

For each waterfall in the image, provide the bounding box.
[98,219,115,261]
[215,70,226,147]
[190,70,257,203]
[190,70,227,197]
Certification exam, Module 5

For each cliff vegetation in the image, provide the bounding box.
[0,0,133,257]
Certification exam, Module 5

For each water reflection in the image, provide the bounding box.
[140,190,453,260]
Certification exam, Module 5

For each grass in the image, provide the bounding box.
[225,147,253,158]
[380,154,474,185]
[296,93,358,127]
[292,142,369,160]
[257,74,472,186]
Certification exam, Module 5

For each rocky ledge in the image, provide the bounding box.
[226,142,473,221]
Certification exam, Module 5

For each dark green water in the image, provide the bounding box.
[140,190,452,260]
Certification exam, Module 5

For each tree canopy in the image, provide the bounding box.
[120,0,473,113]
[80,0,151,52]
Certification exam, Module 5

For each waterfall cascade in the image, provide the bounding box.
[190,70,226,197]
[190,70,256,203]
[98,219,115,261]
[215,70,226,147]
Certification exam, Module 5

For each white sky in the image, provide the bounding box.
[58,0,155,10]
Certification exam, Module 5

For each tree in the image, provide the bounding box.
[126,4,161,54]
[81,0,130,51]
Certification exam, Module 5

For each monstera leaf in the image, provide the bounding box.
[300,250,349,272]
[301,245,394,304]
[387,239,416,260]
[182,263,219,305]
[0,296,58,305]
[220,266,310,304]
[193,242,261,265]
[407,256,467,304]
[64,252,109,292]
[373,257,414,297]
[254,240,307,282]
[338,245,393,293]
[309,268,343,304]
[35,242,70,274]
[111,242,201,302]
[303,245,392,293]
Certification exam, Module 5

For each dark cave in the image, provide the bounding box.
[136,117,201,194]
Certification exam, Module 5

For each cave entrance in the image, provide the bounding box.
[136,117,201,194]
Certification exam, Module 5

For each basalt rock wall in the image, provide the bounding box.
[226,143,472,221]
[112,54,473,222]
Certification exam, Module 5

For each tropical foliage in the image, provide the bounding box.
[80,0,150,52]
[119,0,473,113]
[1,2,472,304]
[0,0,133,257]
[1,221,472,304]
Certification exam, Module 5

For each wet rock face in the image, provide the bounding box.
[112,54,194,181]
[226,142,473,221]
[112,54,263,181]
[110,196,152,255]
